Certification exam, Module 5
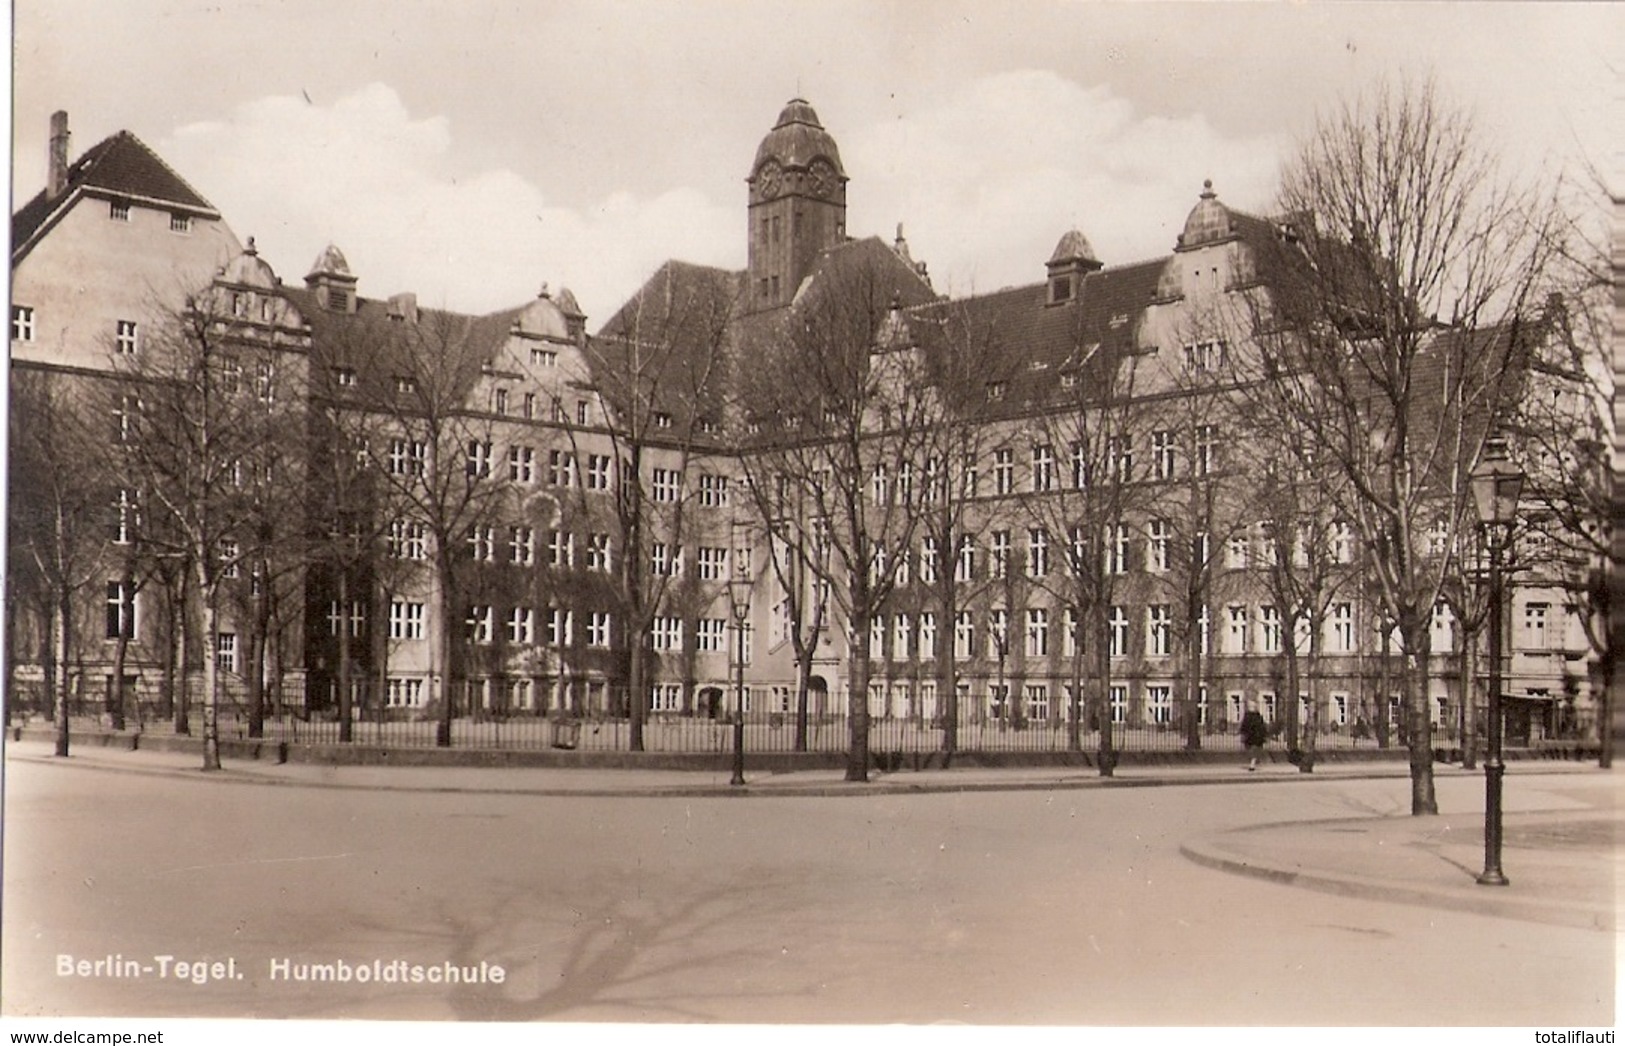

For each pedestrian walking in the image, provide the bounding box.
[1240,700,1269,771]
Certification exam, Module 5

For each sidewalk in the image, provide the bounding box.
[5,737,1617,931]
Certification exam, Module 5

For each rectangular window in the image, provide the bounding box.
[700,473,730,507]
[170,213,192,233]
[587,532,612,571]
[1147,684,1173,725]
[1146,519,1169,573]
[586,454,612,490]
[698,546,727,581]
[1025,684,1049,722]
[468,525,495,563]
[994,449,1015,495]
[11,305,35,342]
[1522,602,1549,650]
[389,602,426,640]
[894,614,912,660]
[115,320,139,355]
[1195,425,1218,476]
[388,518,427,560]
[215,632,237,672]
[1152,430,1175,480]
[588,612,611,648]
[110,488,137,544]
[653,616,683,652]
[509,445,535,483]
[388,678,426,707]
[389,439,426,476]
[1259,605,1283,654]
[327,600,366,638]
[1070,442,1088,488]
[530,347,558,367]
[1226,532,1249,569]
[546,607,573,647]
[334,366,357,388]
[918,612,937,660]
[544,528,570,567]
[105,581,137,640]
[956,537,976,582]
[1331,522,1354,564]
[1064,607,1081,658]
[652,467,680,503]
[549,450,577,487]
[1109,606,1129,658]
[991,530,1011,579]
[1109,524,1130,575]
[954,611,975,660]
[1026,608,1049,658]
[988,608,1009,657]
[467,605,494,644]
[1227,605,1248,654]
[110,199,131,222]
[1109,685,1128,724]
[1027,528,1049,578]
[1109,436,1133,483]
[509,526,536,565]
[1031,445,1055,492]
[507,607,535,645]
[1330,602,1355,653]
[1147,604,1172,656]
[694,618,724,654]
[921,537,940,583]
[219,539,240,578]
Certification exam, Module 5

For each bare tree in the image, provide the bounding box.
[112,286,306,770]
[587,263,739,749]
[7,369,113,755]
[738,259,939,781]
[1243,77,1560,814]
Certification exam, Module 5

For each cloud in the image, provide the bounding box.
[843,70,1286,297]
[162,83,740,320]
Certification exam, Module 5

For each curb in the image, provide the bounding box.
[1178,821,1616,932]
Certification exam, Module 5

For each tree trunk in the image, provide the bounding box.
[846,613,873,782]
[435,566,455,748]
[1067,633,1084,754]
[1094,603,1116,777]
[200,593,222,772]
[52,591,70,757]
[337,572,354,743]
[110,627,131,732]
[1398,614,1437,815]
[794,643,813,752]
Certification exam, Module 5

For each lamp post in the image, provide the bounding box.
[727,526,751,787]
[1470,435,1524,887]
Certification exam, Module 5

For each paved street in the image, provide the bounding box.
[2,751,1616,1025]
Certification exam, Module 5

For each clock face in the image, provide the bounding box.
[756,161,782,199]
[809,159,837,199]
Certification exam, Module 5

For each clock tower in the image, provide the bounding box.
[746,98,848,312]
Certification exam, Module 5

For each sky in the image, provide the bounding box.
[10,1,1619,323]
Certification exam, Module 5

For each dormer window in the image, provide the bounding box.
[334,367,357,388]
[653,411,674,429]
[986,382,1007,402]
[394,375,417,394]
[109,200,130,222]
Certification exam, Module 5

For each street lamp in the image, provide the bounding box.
[727,523,752,787]
[1470,435,1524,887]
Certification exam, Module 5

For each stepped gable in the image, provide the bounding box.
[13,130,221,262]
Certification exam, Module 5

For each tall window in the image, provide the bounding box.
[105,581,137,640]
[918,613,937,659]
[1259,605,1282,654]
[547,608,574,647]
[894,614,912,659]
[216,632,237,672]
[652,467,681,503]
[700,473,729,507]
[1108,606,1129,657]
[1108,524,1130,575]
[653,616,683,651]
[1147,685,1173,724]
[1331,521,1354,564]
[1522,602,1549,650]
[588,612,611,648]
[115,320,139,355]
[507,607,535,645]
[1032,445,1055,492]
[388,518,427,560]
[545,529,571,567]
[110,488,137,545]
[587,532,612,571]
[1070,441,1088,488]
[991,530,1011,579]
[988,608,1009,656]
[696,618,726,653]
[954,611,975,660]
[921,537,939,583]
[1146,519,1169,573]
[550,450,577,487]
[1195,425,1218,476]
[1330,602,1355,653]
[1147,604,1172,656]
[1109,436,1133,483]
[389,438,426,476]
[1152,430,1175,480]
[1027,528,1049,578]
[1064,607,1081,658]
[1226,605,1248,654]
[511,526,536,565]
[1068,526,1087,574]
[1026,608,1049,657]
[994,449,1015,495]
[468,525,495,562]
[956,537,976,582]
[1109,685,1128,724]
[466,605,494,644]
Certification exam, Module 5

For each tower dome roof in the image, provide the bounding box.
[221,237,278,289]
[751,98,846,177]
[1048,228,1100,266]
[305,242,353,281]
[1178,180,1233,249]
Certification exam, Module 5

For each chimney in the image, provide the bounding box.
[47,111,70,200]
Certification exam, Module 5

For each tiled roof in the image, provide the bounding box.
[12,131,221,262]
